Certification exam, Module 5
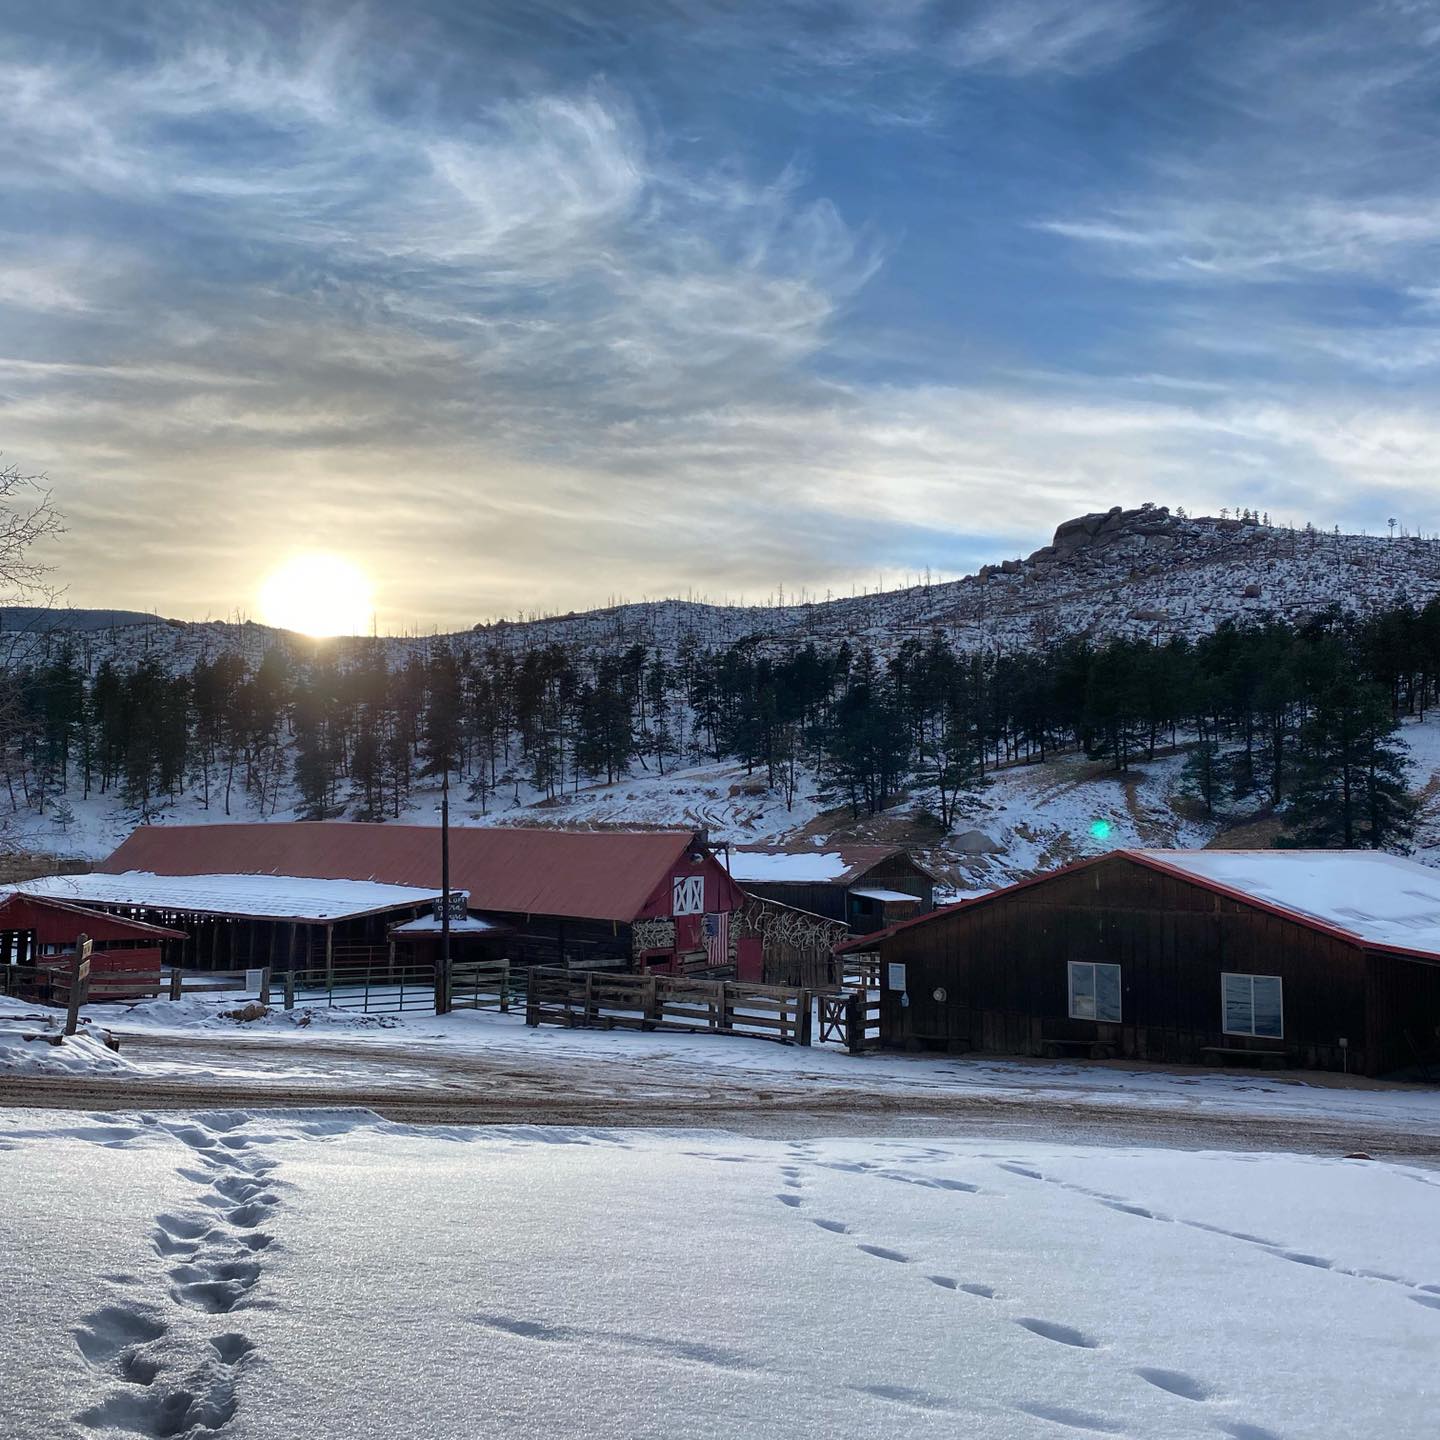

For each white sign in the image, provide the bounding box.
[886,962,908,992]
[246,967,266,994]
[672,875,705,917]
[433,889,470,922]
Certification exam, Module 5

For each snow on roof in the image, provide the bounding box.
[388,913,511,936]
[1131,849,1440,957]
[17,871,442,923]
[726,844,913,885]
[726,851,853,883]
[849,887,922,904]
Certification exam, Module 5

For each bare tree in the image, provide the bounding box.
[0,459,65,856]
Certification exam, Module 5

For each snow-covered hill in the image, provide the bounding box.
[10,503,1440,881]
[13,505,1440,676]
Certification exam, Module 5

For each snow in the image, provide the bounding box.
[849,887,921,903]
[0,1019,134,1074]
[16,870,443,922]
[83,994,1440,1139]
[2,1109,1437,1439]
[1136,849,1440,956]
[725,850,852,882]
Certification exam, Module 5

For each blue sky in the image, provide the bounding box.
[4,1,1440,627]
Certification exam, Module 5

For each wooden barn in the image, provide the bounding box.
[21,824,748,978]
[836,849,1440,1077]
[0,891,184,1001]
[727,844,936,935]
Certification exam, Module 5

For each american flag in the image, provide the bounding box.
[702,911,729,968]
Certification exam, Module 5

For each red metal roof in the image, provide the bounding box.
[100,823,722,924]
[0,890,185,944]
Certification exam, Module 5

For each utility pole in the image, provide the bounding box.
[436,766,452,1015]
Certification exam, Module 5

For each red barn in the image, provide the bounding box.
[0,891,183,1001]
[24,824,747,976]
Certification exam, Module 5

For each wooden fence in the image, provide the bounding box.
[450,960,514,1012]
[525,967,813,1045]
[170,966,271,1004]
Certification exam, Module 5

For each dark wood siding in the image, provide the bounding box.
[874,854,1381,1073]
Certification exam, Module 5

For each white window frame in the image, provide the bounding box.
[1221,972,1284,1039]
[1067,961,1122,1023]
[672,875,705,917]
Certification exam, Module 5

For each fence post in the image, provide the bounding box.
[797,989,813,1047]
[583,971,595,1027]
[169,965,182,1002]
[715,980,728,1034]
[64,936,92,1037]
[259,966,271,1007]
[642,973,658,1032]
[845,990,863,1054]
[499,960,510,1014]
[525,967,539,1027]
[284,970,295,1011]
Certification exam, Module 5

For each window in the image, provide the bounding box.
[1068,961,1122,1022]
[1222,973,1284,1039]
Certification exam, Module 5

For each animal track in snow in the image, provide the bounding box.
[926,1275,958,1290]
[1011,1401,1126,1433]
[856,1244,909,1263]
[1015,1317,1099,1349]
[847,1382,956,1412]
[1135,1367,1213,1401]
[775,1193,803,1208]
[812,1219,848,1234]
[959,1283,996,1299]
[468,1313,763,1373]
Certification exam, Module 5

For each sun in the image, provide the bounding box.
[258,554,374,637]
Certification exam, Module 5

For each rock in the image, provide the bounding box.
[1129,608,1168,622]
[1242,583,1262,599]
[953,828,1005,855]
[1000,559,1022,575]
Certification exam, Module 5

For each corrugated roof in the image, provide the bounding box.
[98,823,709,923]
[837,848,1440,961]
[18,871,443,923]
[1128,849,1440,959]
[0,890,186,941]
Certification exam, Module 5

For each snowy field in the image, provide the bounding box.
[2,1109,1437,1439]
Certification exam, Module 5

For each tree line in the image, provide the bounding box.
[6,595,1437,851]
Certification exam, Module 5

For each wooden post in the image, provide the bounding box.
[287,921,297,976]
[259,965,271,1007]
[797,989,813,1047]
[284,969,295,1010]
[525,966,539,1028]
[642,973,658,1031]
[715,980,728,1034]
[64,936,92,1037]
[583,971,595,1027]
[499,959,511,1014]
[169,964,182,1002]
[845,990,863,1054]
[324,925,334,991]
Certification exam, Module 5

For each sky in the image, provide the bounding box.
[5,0,1440,631]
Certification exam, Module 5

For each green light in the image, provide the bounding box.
[1089,819,1113,841]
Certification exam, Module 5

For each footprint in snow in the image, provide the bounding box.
[812,1219,848,1234]
[1015,1317,1099,1349]
[857,1244,909,1264]
[775,1193,803,1208]
[1135,1367,1213,1401]
[1011,1401,1125,1434]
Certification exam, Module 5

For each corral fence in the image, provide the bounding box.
[525,966,814,1045]
[815,954,883,1053]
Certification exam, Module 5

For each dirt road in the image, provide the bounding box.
[3,1029,1438,1160]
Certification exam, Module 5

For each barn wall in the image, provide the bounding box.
[875,855,1374,1073]
[739,882,848,923]
[1365,952,1440,1075]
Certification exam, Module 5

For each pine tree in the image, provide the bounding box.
[1281,671,1416,849]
